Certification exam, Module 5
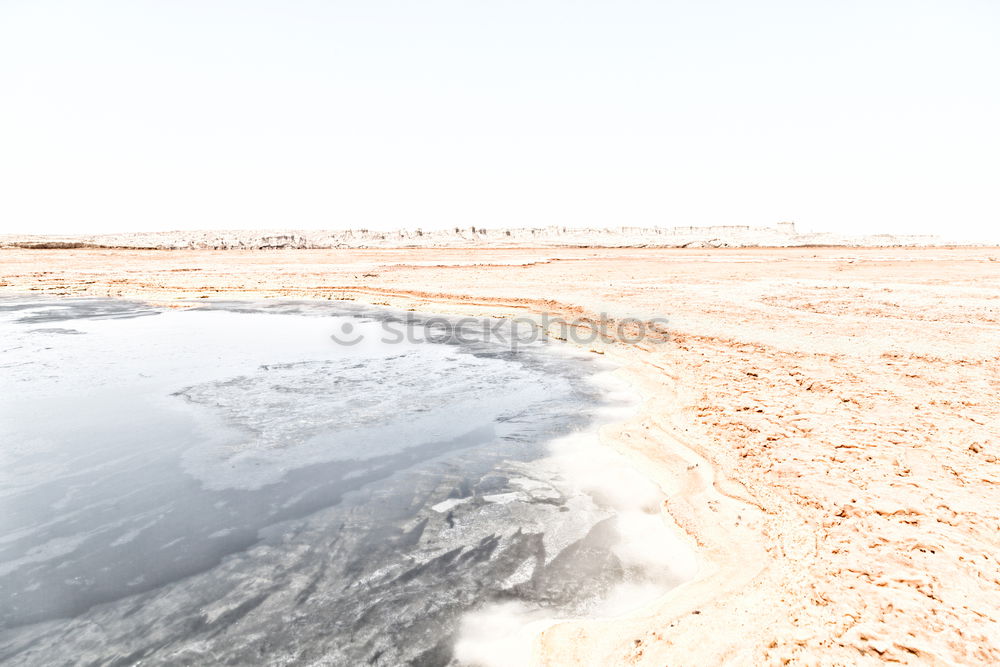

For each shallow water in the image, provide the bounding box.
[0,297,689,665]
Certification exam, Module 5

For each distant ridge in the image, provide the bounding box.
[0,222,969,250]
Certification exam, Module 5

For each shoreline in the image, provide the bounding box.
[0,288,751,664]
[2,247,998,664]
[0,295,678,665]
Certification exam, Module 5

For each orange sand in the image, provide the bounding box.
[2,246,998,665]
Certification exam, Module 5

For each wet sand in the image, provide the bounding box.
[2,246,999,664]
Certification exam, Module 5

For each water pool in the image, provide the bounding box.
[0,297,691,665]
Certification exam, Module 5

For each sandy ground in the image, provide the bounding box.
[2,246,999,665]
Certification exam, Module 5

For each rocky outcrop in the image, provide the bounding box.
[0,222,964,250]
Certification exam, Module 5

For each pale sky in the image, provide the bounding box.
[1,1,998,239]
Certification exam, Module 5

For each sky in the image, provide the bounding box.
[1,0,998,239]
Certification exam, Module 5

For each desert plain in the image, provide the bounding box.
[1,245,998,665]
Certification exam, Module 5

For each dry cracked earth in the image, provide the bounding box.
[2,246,998,664]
